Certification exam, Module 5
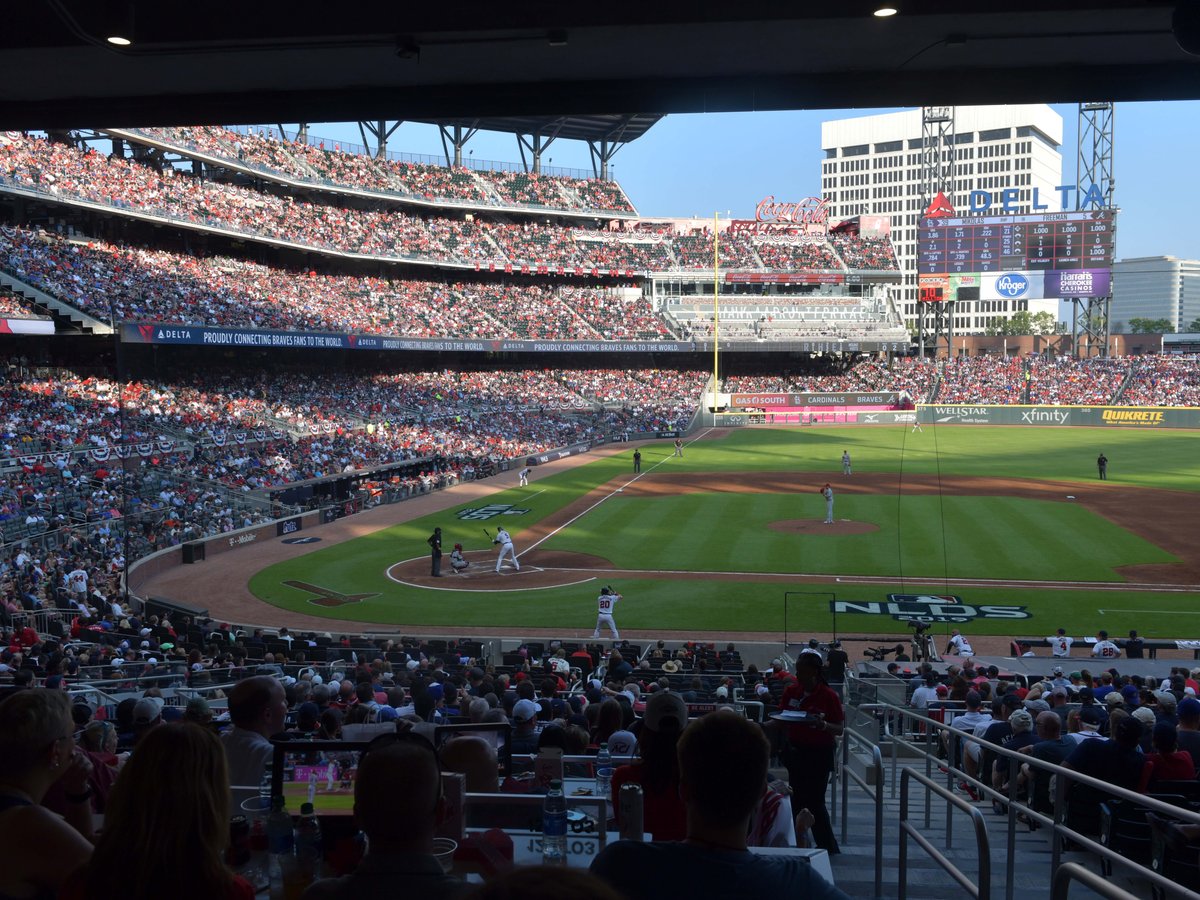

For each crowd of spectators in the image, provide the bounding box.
[0,226,679,339]
[726,355,1200,407]
[829,235,899,270]
[1123,355,1200,407]
[936,355,1026,404]
[130,125,636,214]
[723,357,938,400]
[1,136,901,278]
[0,287,41,319]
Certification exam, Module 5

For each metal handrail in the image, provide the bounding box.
[860,700,1200,900]
[1051,862,1141,900]
[840,725,885,899]
[899,767,990,900]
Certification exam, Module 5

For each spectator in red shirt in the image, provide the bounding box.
[1144,722,1196,789]
[778,650,844,854]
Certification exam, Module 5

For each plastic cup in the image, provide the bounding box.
[431,837,458,874]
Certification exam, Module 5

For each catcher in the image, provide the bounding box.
[450,543,470,573]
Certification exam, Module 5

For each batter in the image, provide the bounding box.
[493,526,520,573]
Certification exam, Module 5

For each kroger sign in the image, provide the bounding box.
[968,183,1109,214]
[995,273,1029,298]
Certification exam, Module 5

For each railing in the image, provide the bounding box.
[899,768,991,900]
[1051,862,1141,900]
[838,724,885,899]
[857,699,1200,900]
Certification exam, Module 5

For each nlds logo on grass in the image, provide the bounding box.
[456,503,531,521]
[830,593,1030,624]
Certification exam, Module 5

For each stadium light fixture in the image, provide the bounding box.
[873,5,899,17]
[103,0,135,46]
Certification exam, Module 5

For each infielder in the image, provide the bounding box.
[592,585,622,640]
[819,483,834,524]
[450,543,470,573]
[493,526,520,573]
[673,438,683,457]
[841,450,851,476]
[519,466,531,487]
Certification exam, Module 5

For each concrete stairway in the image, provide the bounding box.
[827,758,1157,899]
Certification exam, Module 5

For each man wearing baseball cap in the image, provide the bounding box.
[450,543,470,573]
[1176,696,1200,775]
[778,650,843,853]
[509,698,542,755]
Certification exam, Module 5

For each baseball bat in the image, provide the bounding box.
[483,528,492,540]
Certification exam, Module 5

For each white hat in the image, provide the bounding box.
[132,696,164,725]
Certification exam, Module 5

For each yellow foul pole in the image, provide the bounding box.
[712,211,719,418]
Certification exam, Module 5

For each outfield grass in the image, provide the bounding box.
[547,493,1175,581]
[249,425,1200,637]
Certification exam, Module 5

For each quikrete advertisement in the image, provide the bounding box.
[918,405,1196,429]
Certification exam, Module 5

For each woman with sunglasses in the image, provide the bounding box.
[0,689,95,900]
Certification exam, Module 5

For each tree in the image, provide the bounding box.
[984,310,1058,336]
[1185,318,1200,334]
[1110,321,1125,334]
[1127,317,1175,334]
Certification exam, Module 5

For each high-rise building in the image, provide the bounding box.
[1112,257,1200,333]
[821,105,1064,334]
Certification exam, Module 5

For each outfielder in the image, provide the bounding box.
[493,526,520,573]
[450,543,470,573]
[841,451,851,476]
[819,483,834,524]
[592,585,622,640]
[519,466,531,487]
[673,438,683,457]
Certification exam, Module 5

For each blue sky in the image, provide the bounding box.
[309,101,1200,261]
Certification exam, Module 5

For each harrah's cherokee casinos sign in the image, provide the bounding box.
[729,196,831,238]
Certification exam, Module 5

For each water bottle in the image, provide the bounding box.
[541,779,568,866]
[265,796,293,899]
[595,742,613,801]
[293,802,323,884]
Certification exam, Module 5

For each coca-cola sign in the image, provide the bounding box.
[754,196,830,235]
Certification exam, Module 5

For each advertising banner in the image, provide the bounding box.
[918,405,1200,429]
[731,392,899,408]
[123,323,694,354]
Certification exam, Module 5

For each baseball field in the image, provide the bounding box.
[237,424,1200,641]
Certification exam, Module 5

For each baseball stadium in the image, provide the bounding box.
[4,5,1200,900]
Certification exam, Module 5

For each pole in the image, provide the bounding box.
[712,211,719,420]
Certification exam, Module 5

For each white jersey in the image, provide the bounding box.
[520,467,531,478]
[495,528,513,547]
[1047,635,1073,657]
[598,592,620,614]
[1092,640,1120,658]
[67,569,88,594]
[947,634,974,656]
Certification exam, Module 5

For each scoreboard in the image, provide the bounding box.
[917,209,1114,302]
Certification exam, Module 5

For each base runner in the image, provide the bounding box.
[592,586,622,640]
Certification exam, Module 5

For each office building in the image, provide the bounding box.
[821,105,1064,334]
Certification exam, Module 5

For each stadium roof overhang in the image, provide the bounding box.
[1,1,1198,130]
[409,115,662,146]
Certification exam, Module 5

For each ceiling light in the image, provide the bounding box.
[106,35,132,46]
[874,5,899,17]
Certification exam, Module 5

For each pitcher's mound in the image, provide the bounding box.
[768,519,879,535]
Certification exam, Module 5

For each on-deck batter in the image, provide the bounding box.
[592,585,622,640]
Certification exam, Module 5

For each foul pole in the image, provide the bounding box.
[712,211,719,417]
